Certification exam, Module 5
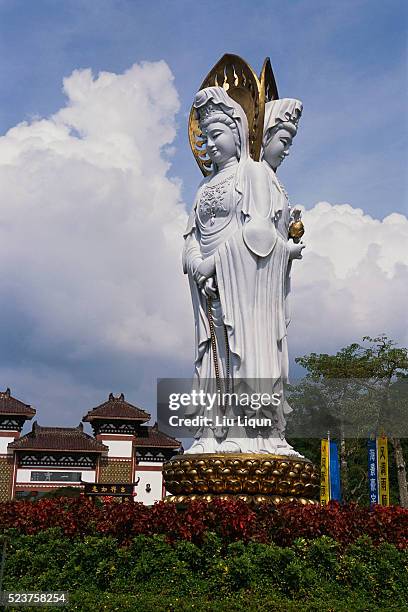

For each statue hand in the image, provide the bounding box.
[201,277,218,299]
[289,241,305,260]
[195,256,216,285]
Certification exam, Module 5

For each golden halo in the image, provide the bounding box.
[260,57,279,104]
[189,54,273,176]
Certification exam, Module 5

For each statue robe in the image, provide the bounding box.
[183,158,295,453]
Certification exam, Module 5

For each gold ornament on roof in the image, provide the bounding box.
[189,54,279,175]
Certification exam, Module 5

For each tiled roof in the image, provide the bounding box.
[9,422,108,453]
[83,393,150,423]
[134,423,181,448]
[0,388,36,418]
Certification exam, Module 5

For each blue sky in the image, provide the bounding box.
[1,0,407,216]
[0,0,406,426]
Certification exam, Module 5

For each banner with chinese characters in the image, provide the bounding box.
[377,436,390,506]
[367,438,379,506]
[84,483,134,497]
[329,440,341,501]
[320,439,330,505]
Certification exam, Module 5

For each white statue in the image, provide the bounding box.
[261,96,305,349]
[183,87,303,455]
[262,98,304,251]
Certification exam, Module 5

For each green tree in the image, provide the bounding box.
[291,335,408,507]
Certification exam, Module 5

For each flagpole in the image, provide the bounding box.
[327,430,331,502]
[320,433,330,505]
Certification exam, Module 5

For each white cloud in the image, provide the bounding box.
[289,202,408,357]
[0,62,406,423]
[0,61,191,374]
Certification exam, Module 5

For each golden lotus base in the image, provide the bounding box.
[163,453,320,503]
[164,493,318,506]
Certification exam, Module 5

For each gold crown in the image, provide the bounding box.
[189,54,279,176]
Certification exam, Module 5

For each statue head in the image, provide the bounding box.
[262,98,303,171]
[194,87,249,173]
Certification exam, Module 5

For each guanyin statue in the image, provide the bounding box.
[182,57,305,455]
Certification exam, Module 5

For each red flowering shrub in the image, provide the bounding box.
[257,501,408,549]
[0,498,407,548]
[0,497,100,536]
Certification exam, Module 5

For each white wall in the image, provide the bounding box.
[81,471,96,483]
[135,469,163,505]
[0,436,16,454]
[104,439,133,458]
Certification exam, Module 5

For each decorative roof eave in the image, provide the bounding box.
[84,415,149,421]
[0,411,35,418]
[0,388,36,418]
[10,447,107,453]
[133,423,181,449]
[136,444,181,449]
[83,393,150,423]
[8,421,108,453]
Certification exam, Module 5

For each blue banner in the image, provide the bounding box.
[329,440,341,501]
[368,438,378,506]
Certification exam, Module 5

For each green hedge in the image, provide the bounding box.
[2,530,407,611]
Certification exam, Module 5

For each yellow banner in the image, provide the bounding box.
[320,439,330,505]
[377,436,390,506]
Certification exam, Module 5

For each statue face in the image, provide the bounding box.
[263,126,296,170]
[202,121,237,167]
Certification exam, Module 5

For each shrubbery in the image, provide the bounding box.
[0,497,407,548]
[1,499,407,610]
[1,530,407,611]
